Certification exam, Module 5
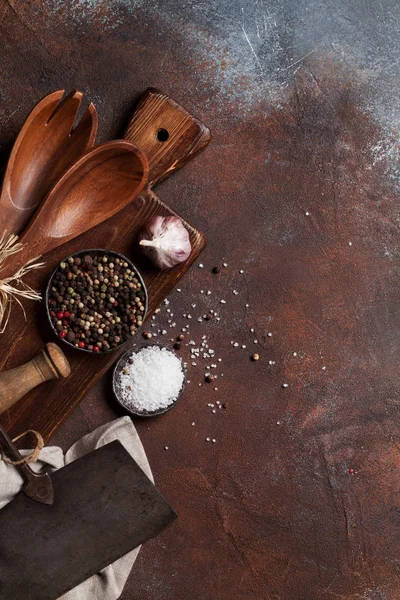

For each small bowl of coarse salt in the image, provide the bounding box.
[113,345,185,417]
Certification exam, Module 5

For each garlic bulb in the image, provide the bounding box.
[138,216,192,270]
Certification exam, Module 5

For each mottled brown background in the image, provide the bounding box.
[1,1,400,599]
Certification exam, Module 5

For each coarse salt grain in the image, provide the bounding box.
[118,346,184,412]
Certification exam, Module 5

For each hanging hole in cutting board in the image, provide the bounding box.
[156,128,169,142]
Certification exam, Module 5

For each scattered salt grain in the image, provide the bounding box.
[223,263,228,267]
[282,383,289,388]
[199,263,204,268]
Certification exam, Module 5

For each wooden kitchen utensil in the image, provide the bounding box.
[0,90,98,236]
[0,440,176,600]
[0,423,54,505]
[0,342,70,415]
[2,140,149,277]
[0,89,210,443]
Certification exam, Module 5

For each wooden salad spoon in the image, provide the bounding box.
[0,90,98,236]
[2,140,149,277]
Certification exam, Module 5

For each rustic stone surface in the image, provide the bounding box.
[1,1,400,599]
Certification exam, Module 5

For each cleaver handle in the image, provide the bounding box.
[124,88,211,187]
[0,423,54,505]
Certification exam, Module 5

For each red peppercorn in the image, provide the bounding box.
[113,301,118,306]
[57,311,64,319]
[64,311,71,318]
[348,469,354,475]
[62,319,68,326]
[50,311,56,317]
[59,331,67,339]
[93,346,100,352]
[78,341,85,348]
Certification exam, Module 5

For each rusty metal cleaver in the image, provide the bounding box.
[0,440,177,600]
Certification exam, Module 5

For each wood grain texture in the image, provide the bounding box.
[3,140,148,276]
[125,88,211,186]
[0,342,70,415]
[0,190,205,442]
[0,91,98,236]
[0,88,209,443]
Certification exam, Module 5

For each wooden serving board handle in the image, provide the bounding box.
[0,343,70,415]
[124,88,211,186]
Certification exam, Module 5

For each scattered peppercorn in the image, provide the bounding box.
[174,342,181,350]
[251,353,260,361]
[143,331,152,339]
[177,334,184,341]
[48,252,146,352]
[212,266,220,274]
[205,313,213,321]
[205,374,214,382]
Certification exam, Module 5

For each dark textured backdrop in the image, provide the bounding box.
[1,1,400,599]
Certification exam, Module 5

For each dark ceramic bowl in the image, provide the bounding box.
[112,344,185,417]
[46,249,148,354]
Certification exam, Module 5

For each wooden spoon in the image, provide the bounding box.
[0,90,98,236]
[2,140,149,276]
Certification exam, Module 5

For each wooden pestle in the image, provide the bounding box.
[0,343,71,414]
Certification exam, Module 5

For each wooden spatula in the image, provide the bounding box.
[2,140,148,277]
[0,90,98,236]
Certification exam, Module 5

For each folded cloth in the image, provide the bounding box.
[0,416,153,600]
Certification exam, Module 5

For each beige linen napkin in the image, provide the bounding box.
[0,416,153,600]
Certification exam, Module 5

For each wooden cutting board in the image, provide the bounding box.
[0,89,210,442]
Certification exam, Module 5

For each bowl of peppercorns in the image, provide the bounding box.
[46,250,148,353]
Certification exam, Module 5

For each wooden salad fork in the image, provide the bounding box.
[0,90,98,236]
